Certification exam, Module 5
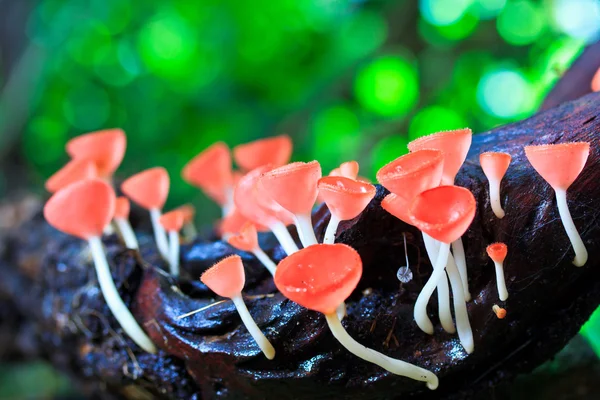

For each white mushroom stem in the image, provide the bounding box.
[88,236,157,354]
[182,222,197,242]
[451,238,471,301]
[323,213,341,244]
[149,208,170,260]
[252,247,277,276]
[222,186,235,217]
[294,213,319,247]
[231,295,275,360]
[325,311,438,390]
[493,260,508,301]
[488,178,505,219]
[445,256,474,354]
[555,188,588,267]
[114,217,139,250]
[167,230,180,277]
[336,302,346,320]
[103,223,115,236]
[269,220,299,255]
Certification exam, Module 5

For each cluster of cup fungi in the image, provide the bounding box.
[42,126,591,390]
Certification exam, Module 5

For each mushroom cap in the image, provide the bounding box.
[233,134,292,172]
[524,142,590,191]
[121,167,170,210]
[317,176,376,221]
[160,209,184,232]
[175,204,196,224]
[259,161,322,215]
[480,152,512,182]
[592,67,600,92]
[407,128,472,185]
[376,149,444,201]
[201,255,245,298]
[227,222,258,252]
[486,242,508,263]
[182,142,232,204]
[66,128,126,178]
[381,193,412,226]
[44,179,116,240]
[114,197,130,219]
[220,208,251,235]
[339,161,359,180]
[274,243,362,315]
[409,185,476,244]
[45,159,99,193]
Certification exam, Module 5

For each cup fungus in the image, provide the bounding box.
[259,161,321,247]
[201,255,275,359]
[121,167,171,260]
[480,152,511,219]
[317,176,376,244]
[493,304,507,319]
[113,197,138,250]
[176,204,197,241]
[233,134,292,172]
[409,185,476,354]
[65,128,126,180]
[43,179,156,354]
[45,159,99,193]
[486,242,509,301]
[160,210,185,277]
[525,142,590,267]
[228,222,276,276]
[274,243,438,389]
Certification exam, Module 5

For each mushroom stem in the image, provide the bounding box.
[445,256,474,354]
[294,213,318,247]
[88,236,157,354]
[336,302,346,320]
[555,188,588,267]
[182,222,197,242]
[493,260,508,301]
[149,208,170,260]
[114,218,139,249]
[488,178,505,219]
[231,295,275,360]
[168,230,180,277]
[269,221,299,255]
[323,214,341,244]
[325,311,438,390]
[252,247,277,276]
[222,186,235,217]
[451,238,471,301]
[103,223,115,235]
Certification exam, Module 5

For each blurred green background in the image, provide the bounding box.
[1,0,600,398]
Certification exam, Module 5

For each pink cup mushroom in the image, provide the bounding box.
[492,305,507,319]
[259,161,321,247]
[43,179,156,354]
[176,204,197,241]
[525,142,590,267]
[160,210,185,276]
[275,243,438,390]
[228,222,277,276]
[66,128,126,180]
[480,152,512,219]
[113,197,138,250]
[121,167,170,260]
[409,185,476,354]
[201,255,275,359]
[592,67,600,92]
[486,242,509,301]
[233,134,293,172]
[45,159,99,193]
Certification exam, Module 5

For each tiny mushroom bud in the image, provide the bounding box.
[233,134,293,172]
[259,161,321,247]
[45,159,99,193]
[486,242,509,301]
[480,152,511,219]
[44,179,156,354]
[275,244,438,390]
[66,128,126,179]
[113,197,139,250]
[201,255,275,359]
[525,142,590,266]
[121,167,170,260]
[339,161,359,180]
[160,210,185,277]
[592,67,600,92]
[176,204,197,241]
[492,305,507,319]
[228,222,277,276]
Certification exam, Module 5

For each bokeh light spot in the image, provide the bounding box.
[420,0,474,26]
[62,84,111,131]
[23,116,68,170]
[312,105,360,172]
[477,68,534,119]
[552,0,600,42]
[409,106,468,141]
[497,0,545,45]
[473,0,507,19]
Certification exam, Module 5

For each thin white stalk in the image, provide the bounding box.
[336,302,346,320]
[252,247,277,276]
[168,230,180,277]
[231,295,275,360]
[488,178,505,219]
[414,243,450,335]
[494,261,508,301]
[149,208,170,260]
[294,213,318,247]
[269,221,299,255]
[325,312,438,390]
[114,218,139,249]
[182,222,197,242]
[445,257,474,354]
[451,238,471,301]
[555,189,588,267]
[103,223,115,236]
[222,186,235,217]
[88,236,157,354]
[323,213,341,244]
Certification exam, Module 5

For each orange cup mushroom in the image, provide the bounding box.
[525,142,590,266]
[228,222,277,276]
[233,134,292,172]
[480,152,511,219]
[274,244,438,390]
[45,159,99,193]
[160,210,185,276]
[592,67,600,92]
[66,128,126,180]
[486,242,509,301]
[492,305,507,319]
[201,255,275,359]
[113,197,138,250]
[43,179,156,354]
